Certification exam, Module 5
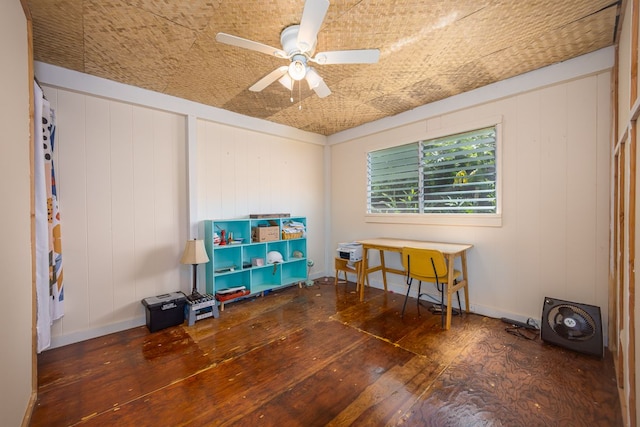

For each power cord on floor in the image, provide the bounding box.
[502,317,540,340]
[505,326,539,340]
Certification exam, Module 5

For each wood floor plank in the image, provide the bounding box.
[32,326,211,426]
[327,354,440,426]
[31,280,623,426]
[400,322,622,427]
[78,321,374,425]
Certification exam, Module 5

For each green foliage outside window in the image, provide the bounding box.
[367,126,497,214]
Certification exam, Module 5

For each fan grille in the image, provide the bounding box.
[547,304,596,341]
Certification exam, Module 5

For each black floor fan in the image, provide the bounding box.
[540,296,603,358]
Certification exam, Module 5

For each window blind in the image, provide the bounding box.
[367,126,497,214]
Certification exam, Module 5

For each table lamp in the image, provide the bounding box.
[180,239,210,301]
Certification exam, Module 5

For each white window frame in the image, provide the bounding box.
[365,116,503,227]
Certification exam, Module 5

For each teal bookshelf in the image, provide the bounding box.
[203,216,307,309]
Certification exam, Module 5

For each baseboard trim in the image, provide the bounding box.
[21,390,37,427]
[370,280,595,336]
[48,317,146,349]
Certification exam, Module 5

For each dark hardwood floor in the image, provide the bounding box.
[32,278,622,426]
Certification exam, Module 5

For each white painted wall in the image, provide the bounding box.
[1,1,34,425]
[195,119,326,278]
[330,69,612,331]
[42,87,189,347]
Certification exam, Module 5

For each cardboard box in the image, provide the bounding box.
[141,291,186,332]
[252,226,279,242]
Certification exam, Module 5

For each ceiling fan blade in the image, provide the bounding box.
[216,32,287,58]
[249,66,288,92]
[311,49,380,65]
[297,0,329,53]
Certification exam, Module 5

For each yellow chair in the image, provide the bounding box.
[401,247,463,328]
[334,257,362,291]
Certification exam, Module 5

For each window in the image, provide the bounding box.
[367,126,497,215]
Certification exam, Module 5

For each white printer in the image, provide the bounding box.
[337,242,363,262]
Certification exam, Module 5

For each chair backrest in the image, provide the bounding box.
[401,247,448,281]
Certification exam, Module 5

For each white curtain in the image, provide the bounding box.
[34,81,64,352]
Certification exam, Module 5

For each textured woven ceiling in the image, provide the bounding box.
[29,0,619,136]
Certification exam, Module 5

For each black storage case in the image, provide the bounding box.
[141,291,187,332]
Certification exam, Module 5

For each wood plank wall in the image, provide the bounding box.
[629,2,638,423]
[613,0,638,424]
[20,1,37,425]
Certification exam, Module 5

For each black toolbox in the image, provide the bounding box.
[141,291,187,332]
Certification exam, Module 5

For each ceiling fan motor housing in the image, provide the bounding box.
[280,25,316,56]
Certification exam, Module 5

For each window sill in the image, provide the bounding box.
[365,213,502,227]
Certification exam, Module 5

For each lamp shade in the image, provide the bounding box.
[180,239,209,265]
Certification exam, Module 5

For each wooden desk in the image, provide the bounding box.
[357,238,473,329]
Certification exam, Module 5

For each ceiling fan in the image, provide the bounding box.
[215,0,380,99]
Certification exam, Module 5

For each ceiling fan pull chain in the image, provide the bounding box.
[291,80,296,103]
[298,80,302,110]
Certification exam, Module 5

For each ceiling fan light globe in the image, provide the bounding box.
[288,59,307,81]
[305,68,322,89]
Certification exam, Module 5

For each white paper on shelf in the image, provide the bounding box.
[216,286,247,294]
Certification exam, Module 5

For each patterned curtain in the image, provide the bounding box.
[34,81,64,352]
